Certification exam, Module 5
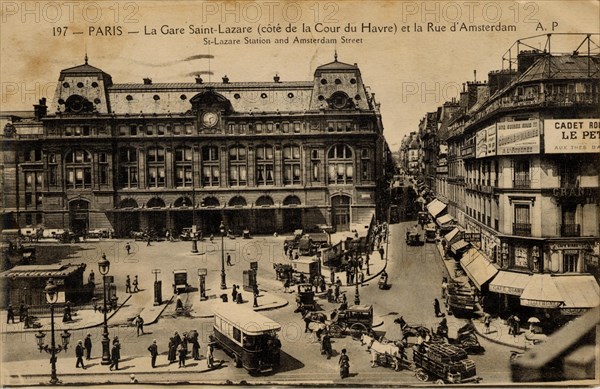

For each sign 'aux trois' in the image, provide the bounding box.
[544,119,600,153]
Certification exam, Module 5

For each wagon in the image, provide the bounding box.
[445,282,477,317]
[328,304,373,338]
[413,341,481,384]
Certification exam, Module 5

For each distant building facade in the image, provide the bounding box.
[1,56,394,236]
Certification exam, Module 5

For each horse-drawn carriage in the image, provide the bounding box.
[328,305,373,338]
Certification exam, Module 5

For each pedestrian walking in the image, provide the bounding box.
[18,301,26,322]
[148,340,158,368]
[75,340,86,369]
[330,269,335,285]
[345,270,350,285]
[226,253,232,266]
[178,344,187,368]
[134,314,145,336]
[84,333,92,360]
[507,315,515,335]
[125,242,131,255]
[321,332,332,359]
[320,277,326,293]
[232,284,238,301]
[125,275,132,293]
[441,277,448,299]
[378,246,385,260]
[339,349,350,379]
[168,337,177,364]
[206,343,215,368]
[109,341,120,370]
[513,315,521,336]
[62,302,72,322]
[209,234,214,243]
[358,271,364,284]
[283,279,290,293]
[133,275,139,292]
[334,283,340,301]
[6,305,15,324]
[483,313,491,334]
[303,311,311,333]
[253,284,259,308]
[191,331,201,360]
[88,270,95,285]
[146,235,151,246]
[433,298,442,317]
[327,287,333,303]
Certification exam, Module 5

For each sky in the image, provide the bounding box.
[1,0,599,150]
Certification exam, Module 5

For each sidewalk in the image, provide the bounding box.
[434,238,528,350]
[1,352,228,386]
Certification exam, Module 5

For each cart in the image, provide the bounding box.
[406,228,422,246]
[424,223,437,243]
[378,273,389,289]
[445,282,477,317]
[295,283,316,311]
[413,341,481,384]
[173,270,189,294]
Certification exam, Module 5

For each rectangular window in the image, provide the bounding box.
[228,123,235,134]
[255,123,263,133]
[293,122,301,133]
[25,214,32,226]
[157,125,165,135]
[36,213,43,225]
[100,165,109,185]
[185,124,194,135]
[233,327,241,342]
[146,125,154,135]
[175,166,193,187]
[564,253,578,272]
[282,123,290,133]
[266,123,273,133]
[25,192,33,206]
[129,125,137,136]
[312,162,320,182]
[514,160,530,188]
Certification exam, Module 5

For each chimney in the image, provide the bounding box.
[195,75,203,84]
[143,78,152,85]
[222,75,229,84]
[273,74,280,83]
[34,98,47,121]
[474,70,477,82]
[517,50,546,74]
[488,69,518,95]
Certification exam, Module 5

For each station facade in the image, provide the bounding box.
[1,56,394,236]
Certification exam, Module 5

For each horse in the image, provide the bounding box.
[393,316,430,346]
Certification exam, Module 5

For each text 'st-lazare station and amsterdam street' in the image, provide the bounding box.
[1,27,600,387]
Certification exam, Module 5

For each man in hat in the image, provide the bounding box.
[133,275,139,292]
[84,333,93,360]
[148,339,158,368]
[75,340,86,369]
[134,314,145,336]
[125,275,132,294]
[6,304,15,324]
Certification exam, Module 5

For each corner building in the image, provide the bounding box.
[1,57,392,236]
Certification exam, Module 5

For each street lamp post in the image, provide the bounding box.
[98,255,111,365]
[36,278,71,385]
[219,221,227,289]
[354,243,360,305]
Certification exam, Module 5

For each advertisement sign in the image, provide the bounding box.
[497,120,540,155]
[544,119,600,153]
[476,124,496,158]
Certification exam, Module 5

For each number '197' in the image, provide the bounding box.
[53,27,68,36]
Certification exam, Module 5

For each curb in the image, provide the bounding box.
[188,299,290,319]
[469,318,527,351]
[144,295,174,325]
[1,294,133,335]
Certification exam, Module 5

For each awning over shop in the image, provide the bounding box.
[426,199,447,218]
[450,240,470,255]
[520,274,563,309]
[444,227,464,246]
[554,275,600,312]
[489,271,532,296]
[460,248,498,290]
[436,214,455,226]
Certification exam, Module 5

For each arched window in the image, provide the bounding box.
[202,146,220,187]
[202,196,220,207]
[173,196,193,207]
[65,150,92,189]
[255,145,274,186]
[327,144,354,184]
[283,144,301,185]
[229,146,247,186]
[147,197,166,208]
[256,195,274,207]
[147,147,166,188]
[119,198,139,209]
[119,147,138,188]
[229,196,247,207]
[283,195,301,206]
[175,146,193,187]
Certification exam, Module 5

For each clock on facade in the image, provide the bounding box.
[202,111,219,127]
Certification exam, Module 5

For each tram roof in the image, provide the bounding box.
[213,305,281,335]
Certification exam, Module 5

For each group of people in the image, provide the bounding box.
[165,330,206,368]
[74,333,95,369]
[125,275,140,294]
